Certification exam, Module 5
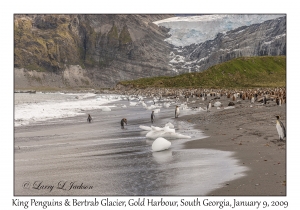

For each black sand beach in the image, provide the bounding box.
[182,96,286,195]
[14,96,256,196]
[14,93,286,196]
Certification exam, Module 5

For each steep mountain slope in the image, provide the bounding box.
[14,14,174,88]
[168,16,286,74]
[14,15,286,90]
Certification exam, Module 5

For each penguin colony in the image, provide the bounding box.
[116,87,286,105]
[93,87,286,140]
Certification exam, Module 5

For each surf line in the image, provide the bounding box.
[233,199,261,208]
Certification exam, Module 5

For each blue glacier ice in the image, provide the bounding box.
[154,14,285,46]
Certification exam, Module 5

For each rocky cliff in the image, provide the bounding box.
[169,16,286,74]
[14,14,174,89]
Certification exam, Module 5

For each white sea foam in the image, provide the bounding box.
[15,93,121,126]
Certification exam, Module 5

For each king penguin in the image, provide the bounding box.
[275,116,286,141]
[120,118,127,129]
[263,96,267,105]
[207,100,212,112]
[87,114,92,123]
[251,95,255,104]
[175,105,180,118]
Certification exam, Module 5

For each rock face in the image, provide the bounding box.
[169,16,286,74]
[14,14,174,88]
[14,15,286,89]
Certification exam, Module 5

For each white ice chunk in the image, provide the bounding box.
[224,106,235,109]
[214,101,222,107]
[147,105,157,110]
[151,126,164,131]
[100,106,111,111]
[180,103,189,110]
[163,126,175,133]
[139,125,152,131]
[154,108,160,113]
[165,122,174,128]
[198,107,206,111]
[146,127,191,139]
[141,102,148,108]
[163,102,171,108]
[152,137,171,152]
[164,132,191,139]
[130,102,137,106]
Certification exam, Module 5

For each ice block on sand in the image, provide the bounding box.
[152,137,171,152]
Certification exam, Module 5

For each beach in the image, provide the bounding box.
[182,96,286,196]
[14,92,286,196]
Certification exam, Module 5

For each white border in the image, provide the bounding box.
[3,0,298,209]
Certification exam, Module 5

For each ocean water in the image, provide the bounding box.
[14,92,248,195]
[14,92,121,126]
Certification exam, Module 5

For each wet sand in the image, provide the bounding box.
[181,96,286,195]
[14,97,248,196]
[14,94,286,196]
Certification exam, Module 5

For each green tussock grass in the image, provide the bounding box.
[119,56,286,89]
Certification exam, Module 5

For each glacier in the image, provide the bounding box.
[153,14,285,47]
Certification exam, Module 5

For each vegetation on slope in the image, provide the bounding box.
[118,56,286,89]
